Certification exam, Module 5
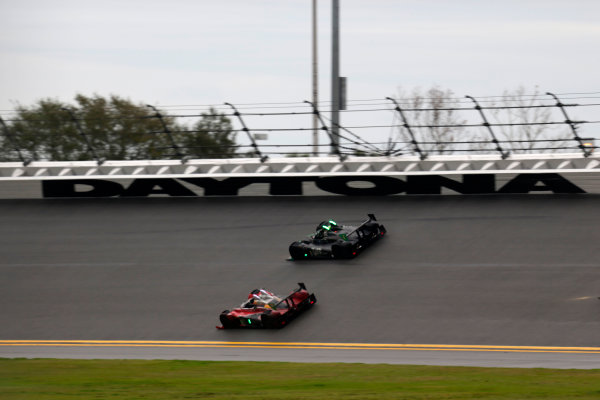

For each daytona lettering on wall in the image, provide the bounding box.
[41,174,586,197]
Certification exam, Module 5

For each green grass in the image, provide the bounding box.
[0,359,599,399]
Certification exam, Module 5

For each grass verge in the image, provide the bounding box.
[1,358,599,399]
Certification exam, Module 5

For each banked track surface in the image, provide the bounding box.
[1,196,599,368]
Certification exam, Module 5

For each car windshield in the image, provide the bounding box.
[320,220,340,231]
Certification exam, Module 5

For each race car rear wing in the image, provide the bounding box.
[347,213,377,238]
[274,282,307,309]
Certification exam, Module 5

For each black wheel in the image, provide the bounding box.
[289,242,309,259]
[220,311,238,329]
[261,313,283,329]
[331,241,355,259]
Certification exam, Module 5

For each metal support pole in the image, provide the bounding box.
[304,100,345,161]
[0,116,30,165]
[312,0,319,156]
[386,97,427,160]
[61,108,105,165]
[224,103,267,162]
[146,105,187,163]
[465,95,510,160]
[546,92,591,157]
[330,0,340,155]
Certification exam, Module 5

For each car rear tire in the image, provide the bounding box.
[332,241,355,259]
[261,313,282,329]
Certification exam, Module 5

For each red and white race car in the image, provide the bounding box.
[217,283,316,329]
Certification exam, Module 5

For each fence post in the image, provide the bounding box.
[145,105,189,163]
[224,103,268,162]
[385,97,427,160]
[545,92,591,157]
[304,100,346,161]
[0,116,30,165]
[61,108,105,165]
[465,95,510,160]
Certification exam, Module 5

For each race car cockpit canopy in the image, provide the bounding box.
[318,220,341,232]
[241,290,286,309]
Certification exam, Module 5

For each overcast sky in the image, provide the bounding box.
[2,0,599,110]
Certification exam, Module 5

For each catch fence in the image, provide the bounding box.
[1,91,598,165]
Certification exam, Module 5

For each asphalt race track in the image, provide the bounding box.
[1,195,600,368]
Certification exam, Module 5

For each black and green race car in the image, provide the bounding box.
[289,214,386,260]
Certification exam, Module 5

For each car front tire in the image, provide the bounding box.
[289,242,309,260]
[220,311,238,329]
